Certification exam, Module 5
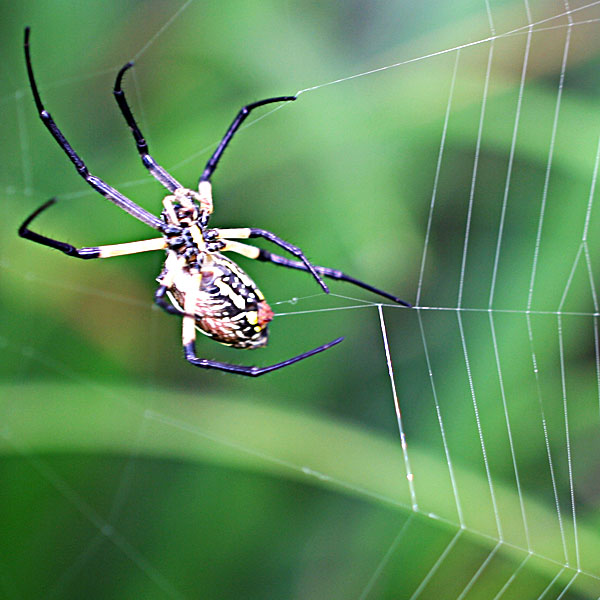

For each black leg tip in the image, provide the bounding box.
[313,336,344,354]
[183,341,195,360]
[41,197,58,209]
[115,62,135,90]
[19,198,58,234]
[395,298,413,308]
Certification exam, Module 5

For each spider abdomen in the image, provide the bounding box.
[167,253,273,349]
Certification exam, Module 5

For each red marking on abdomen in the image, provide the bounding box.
[257,301,274,327]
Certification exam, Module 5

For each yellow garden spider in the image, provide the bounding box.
[19,27,411,376]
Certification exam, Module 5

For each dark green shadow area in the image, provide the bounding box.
[2,382,599,599]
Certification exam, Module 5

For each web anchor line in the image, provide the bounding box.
[377,304,417,512]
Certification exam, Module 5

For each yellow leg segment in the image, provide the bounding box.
[98,237,166,258]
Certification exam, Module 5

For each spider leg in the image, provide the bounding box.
[113,63,183,192]
[19,198,166,259]
[154,255,188,316]
[257,249,412,307]
[23,28,163,230]
[218,238,412,306]
[213,228,329,293]
[154,285,187,316]
[199,96,297,183]
[179,274,343,376]
[184,336,344,376]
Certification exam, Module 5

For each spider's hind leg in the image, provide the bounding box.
[183,336,345,377]
[180,279,344,376]
[154,285,185,316]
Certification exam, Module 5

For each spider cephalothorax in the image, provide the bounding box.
[162,184,213,228]
[19,27,410,377]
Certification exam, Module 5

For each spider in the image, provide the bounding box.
[19,27,411,377]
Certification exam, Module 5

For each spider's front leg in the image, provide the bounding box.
[199,96,297,183]
[23,28,163,230]
[19,199,166,259]
[113,62,183,192]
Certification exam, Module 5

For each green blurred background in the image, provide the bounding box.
[2,1,600,598]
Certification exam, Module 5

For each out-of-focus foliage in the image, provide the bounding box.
[2,1,600,598]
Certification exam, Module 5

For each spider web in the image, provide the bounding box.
[2,0,600,598]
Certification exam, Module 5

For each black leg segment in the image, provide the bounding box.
[257,249,412,306]
[200,96,297,183]
[19,199,100,259]
[249,228,329,293]
[154,285,185,316]
[183,336,344,377]
[113,62,182,192]
[23,28,163,230]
